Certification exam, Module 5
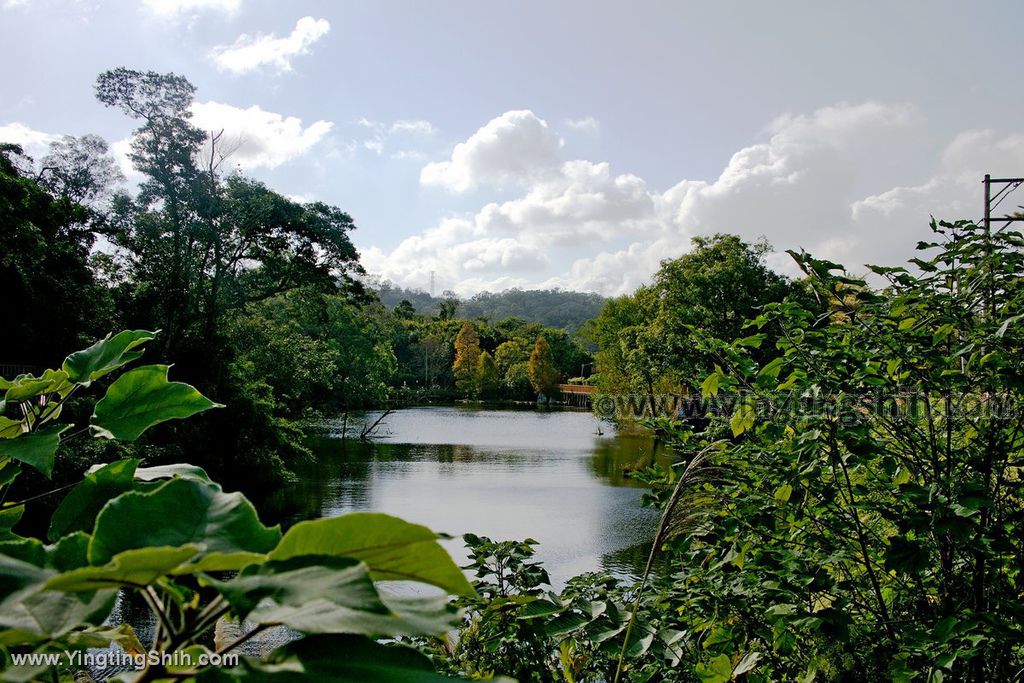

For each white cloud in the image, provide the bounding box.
[142,0,241,18]
[211,16,329,74]
[109,136,144,184]
[0,122,58,157]
[391,150,426,161]
[366,102,1024,296]
[189,100,332,169]
[354,117,435,157]
[389,120,436,136]
[420,110,562,192]
[565,117,599,133]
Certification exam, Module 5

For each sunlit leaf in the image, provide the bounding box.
[90,364,223,441]
[206,555,460,636]
[62,330,157,385]
[270,513,474,597]
[88,477,280,571]
[0,425,71,477]
[46,545,202,591]
[694,653,733,683]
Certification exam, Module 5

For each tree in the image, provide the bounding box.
[0,145,110,364]
[527,335,560,398]
[95,68,204,353]
[452,322,482,395]
[37,134,123,205]
[438,291,460,321]
[95,68,366,363]
[394,299,417,319]
[494,339,530,377]
[90,68,371,483]
[601,221,1024,680]
[584,234,801,408]
[503,361,533,400]
[476,351,500,399]
[654,233,797,382]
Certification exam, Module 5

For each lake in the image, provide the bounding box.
[264,405,674,587]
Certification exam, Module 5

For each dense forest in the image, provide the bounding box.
[375,284,606,335]
[2,67,1024,683]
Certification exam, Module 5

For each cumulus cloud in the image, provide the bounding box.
[189,100,332,168]
[0,121,58,157]
[420,110,562,192]
[142,0,241,18]
[365,103,1024,297]
[211,16,329,74]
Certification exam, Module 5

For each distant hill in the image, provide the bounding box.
[375,285,605,334]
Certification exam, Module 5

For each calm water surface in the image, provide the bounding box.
[93,405,672,673]
[265,405,674,586]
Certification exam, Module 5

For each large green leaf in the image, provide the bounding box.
[269,513,474,597]
[0,553,113,649]
[206,555,460,636]
[45,532,90,572]
[197,634,502,683]
[48,459,139,541]
[0,425,70,477]
[132,462,212,482]
[0,587,117,645]
[0,538,45,567]
[0,416,24,439]
[90,365,223,441]
[3,369,72,403]
[0,505,24,541]
[88,478,281,571]
[45,545,201,592]
[0,553,48,605]
[694,653,734,683]
[62,330,157,385]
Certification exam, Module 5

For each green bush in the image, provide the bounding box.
[0,331,489,682]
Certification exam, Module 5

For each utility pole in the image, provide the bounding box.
[981,174,1024,315]
[982,174,1024,232]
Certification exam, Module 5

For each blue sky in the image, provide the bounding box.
[4,0,1024,295]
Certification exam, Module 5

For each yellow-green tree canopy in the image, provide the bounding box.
[476,351,500,398]
[452,322,482,393]
[527,335,560,395]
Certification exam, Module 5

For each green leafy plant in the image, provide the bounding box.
[610,220,1024,681]
[431,535,689,683]
[0,331,486,682]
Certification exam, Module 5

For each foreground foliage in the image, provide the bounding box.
[0,332,482,682]
[442,222,1024,682]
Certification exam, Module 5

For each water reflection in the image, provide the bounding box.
[264,406,673,587]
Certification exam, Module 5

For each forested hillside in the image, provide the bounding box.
[375,284,604,334]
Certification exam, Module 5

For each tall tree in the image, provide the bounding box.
[0,145,110,364]
[527,335,560,398]
[452,322,482,394]
[95,68,365,368]
[654,233,797,381]
[36,134,123,206]
[476,351,500,399]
